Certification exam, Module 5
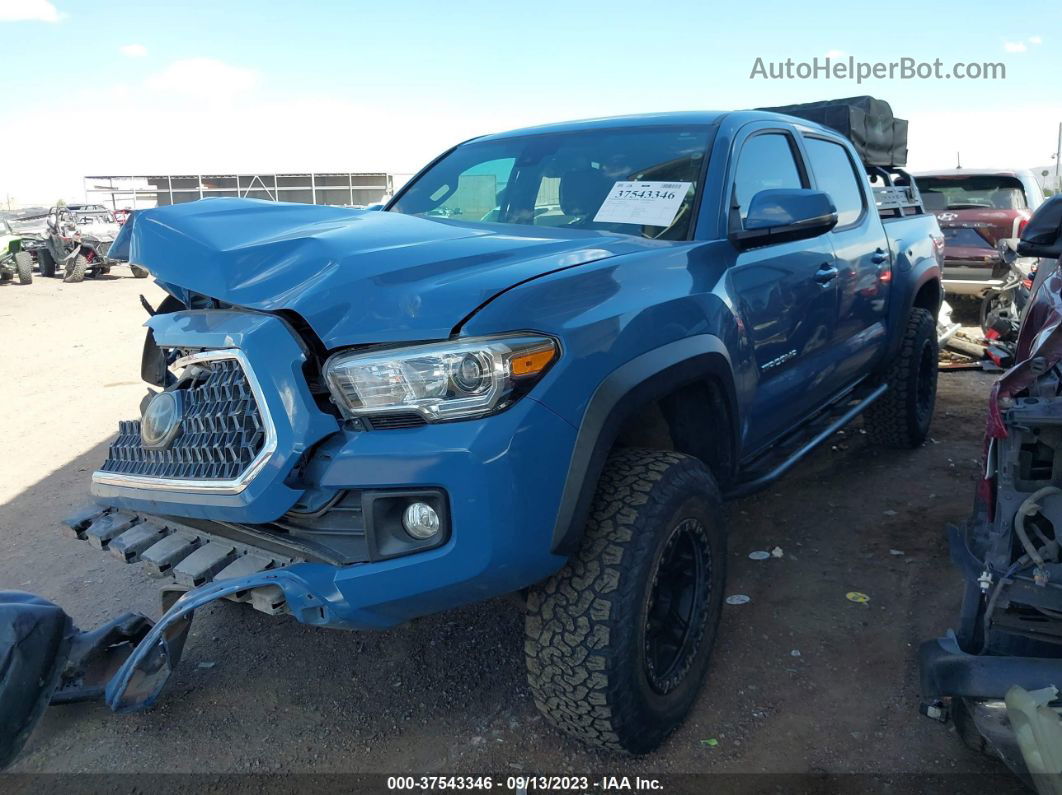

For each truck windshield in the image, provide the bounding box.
[391,126,711,240]
[917,174,1029,211]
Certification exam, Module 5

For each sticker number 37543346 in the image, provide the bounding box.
[593,181,692,228]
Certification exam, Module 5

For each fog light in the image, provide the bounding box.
[402,502,440,539]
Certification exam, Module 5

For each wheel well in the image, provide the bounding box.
[613,379,736,487]
[913,279,941,316]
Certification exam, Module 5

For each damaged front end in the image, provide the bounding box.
[921,195,1062,791]
[0,557,343,769]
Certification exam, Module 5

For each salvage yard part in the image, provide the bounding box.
[0,98,945,763]
[919,193,1062,788]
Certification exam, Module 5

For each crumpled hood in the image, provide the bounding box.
[116,198,648,348]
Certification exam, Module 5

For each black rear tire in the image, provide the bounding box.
[64,255,87,283]
[38,249,56,278]
[864,307,938,449]
[14,252,33,284]
[525,448,726,753]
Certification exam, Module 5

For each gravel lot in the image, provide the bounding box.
[0,274,1024,789]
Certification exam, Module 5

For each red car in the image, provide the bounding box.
[914,169,1045,297]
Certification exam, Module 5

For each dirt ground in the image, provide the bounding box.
[0,275,1024,789]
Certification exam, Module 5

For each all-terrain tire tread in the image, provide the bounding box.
[525,448,721,753]
[64,254,87,283]
[864,307,937,449]
[38,249,56,278]
[14,251,32,284]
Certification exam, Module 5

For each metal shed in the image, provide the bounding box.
[83,173,394,209]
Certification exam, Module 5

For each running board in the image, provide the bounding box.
[724,383,888,499]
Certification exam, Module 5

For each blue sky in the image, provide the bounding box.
[2,0,1060,203]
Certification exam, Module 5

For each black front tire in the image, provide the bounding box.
[864,307,938,449]
[14,252,33,284]
[38,249,56,278]
[64,255,87,283]
[525,448,726,753]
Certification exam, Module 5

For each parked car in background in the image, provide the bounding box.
[914,169,1045,297]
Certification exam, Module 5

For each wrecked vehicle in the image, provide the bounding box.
[916,169,1045,299]
[0,219,33,285]
[38,205,148,282]
[2,99,944,761]
[920,193,1062,791]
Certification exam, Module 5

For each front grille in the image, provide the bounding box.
[99,357,266,481]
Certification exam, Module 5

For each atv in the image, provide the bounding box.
[38,205,148,283]
[0,219,33,285]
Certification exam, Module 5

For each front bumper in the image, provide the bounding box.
[84,309,579,629]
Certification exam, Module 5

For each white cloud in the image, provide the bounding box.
[1029,35,1043,45]
[824,49,847,59]
[0,0,62,22]
[119,43,148,58]
[1004,40,1028,53]
[144,58,258,100]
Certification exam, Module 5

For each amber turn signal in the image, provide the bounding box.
[510,345,556,377]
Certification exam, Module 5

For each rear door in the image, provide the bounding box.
[802,134,890,384]
[726,125,840,452]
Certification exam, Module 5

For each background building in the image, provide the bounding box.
[82,172,394,209]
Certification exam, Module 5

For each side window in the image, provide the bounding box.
[804,137,865,227]
[732,133,803,222]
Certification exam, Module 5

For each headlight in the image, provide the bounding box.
[324,334,558,422]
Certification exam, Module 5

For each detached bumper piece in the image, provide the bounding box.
[64,505,298,616]
[920,635,1062,701]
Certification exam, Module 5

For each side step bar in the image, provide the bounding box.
[725,383,888,499]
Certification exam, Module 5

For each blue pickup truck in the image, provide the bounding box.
[12,104,944,757]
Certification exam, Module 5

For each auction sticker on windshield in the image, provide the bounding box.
[593,181,692,227]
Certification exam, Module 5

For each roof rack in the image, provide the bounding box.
[869,166,924,218]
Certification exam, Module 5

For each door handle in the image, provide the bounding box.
[815,263,838,285]
[871,248,889,265]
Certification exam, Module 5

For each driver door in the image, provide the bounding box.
[726,127,842,452]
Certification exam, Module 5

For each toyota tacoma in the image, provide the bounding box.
[1,99,945,760]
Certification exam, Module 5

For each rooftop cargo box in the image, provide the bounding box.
[758,96,908,168]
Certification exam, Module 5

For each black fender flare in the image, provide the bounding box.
[884,261,941,365]
[549,334,736,555]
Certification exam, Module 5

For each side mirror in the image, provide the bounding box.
[1018,194,1062,259]
[731,189,838,249]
